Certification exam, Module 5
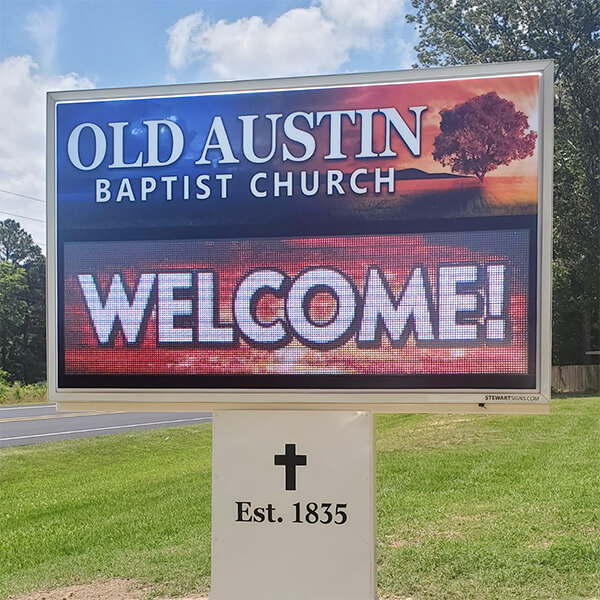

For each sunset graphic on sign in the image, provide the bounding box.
[63,231,530,382]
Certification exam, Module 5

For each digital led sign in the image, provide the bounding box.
[48,62,553,409]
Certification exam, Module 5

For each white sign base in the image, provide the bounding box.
[211,410,377,600]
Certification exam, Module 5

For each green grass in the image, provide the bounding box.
[0,426,212,599]
[1,397,600,599]
[376,398,600,599]
[0,381,47,405]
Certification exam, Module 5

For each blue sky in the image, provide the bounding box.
[0,0,418,248]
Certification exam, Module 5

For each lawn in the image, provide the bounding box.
[0,382,47,406]
[1,396,599,600]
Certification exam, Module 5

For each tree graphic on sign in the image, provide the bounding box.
[433,91,537,182]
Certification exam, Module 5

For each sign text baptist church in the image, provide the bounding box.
[65,106,427,203]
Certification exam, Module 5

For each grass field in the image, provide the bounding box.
[1,396,599,600]
[0,382,47,405]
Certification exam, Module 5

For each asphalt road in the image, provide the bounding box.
[0,404,211,448]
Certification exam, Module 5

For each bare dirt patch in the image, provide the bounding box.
[382,527,464,549]
[6,579,208,600]
[5,579,413,600]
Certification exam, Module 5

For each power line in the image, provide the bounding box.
[0,190,53,247]
[0,210,45,224]
[0,188,45,204]
[0,210,47,249]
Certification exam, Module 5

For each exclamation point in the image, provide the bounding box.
[486,264,506,341]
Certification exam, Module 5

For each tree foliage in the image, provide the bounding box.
[432,91,537,181]
[0,261,28,381]
[408,0,600,364]
[0,219,42,265]
[0,220,46,383]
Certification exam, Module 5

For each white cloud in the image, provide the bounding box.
[166,0,407,80]
[167,12,205,71]
[397,28,419,69]
[25,5,62,72]
[0,55,93,246]
[320,0,405,43]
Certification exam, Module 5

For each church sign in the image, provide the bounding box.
[47,61,553,412]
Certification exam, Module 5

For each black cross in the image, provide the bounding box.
[274,443,307,491]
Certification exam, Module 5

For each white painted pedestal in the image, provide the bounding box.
[211,410,377,600]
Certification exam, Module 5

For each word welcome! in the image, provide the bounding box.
[77,263,509,351]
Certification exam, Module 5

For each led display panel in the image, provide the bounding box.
[48,62,553,409]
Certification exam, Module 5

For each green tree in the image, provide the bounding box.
[0,219,46,382]
[408,0,600,364]
[0,219,42,265]
[0,261,28,381]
